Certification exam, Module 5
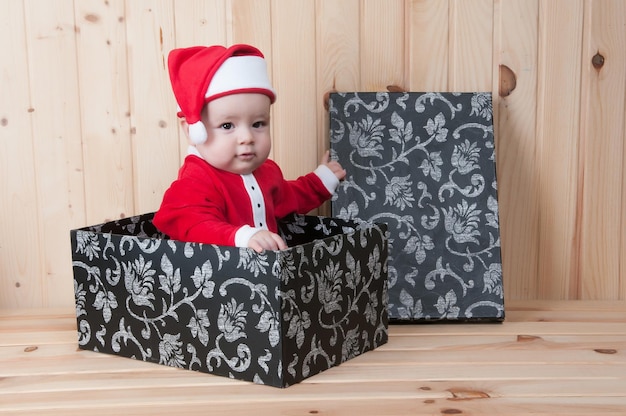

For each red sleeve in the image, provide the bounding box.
[153,160,243,246]
[263,160,332,219]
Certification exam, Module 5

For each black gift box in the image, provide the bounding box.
[71,213,388,387]
[330,92,504,322]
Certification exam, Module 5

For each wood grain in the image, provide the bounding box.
[535,0,584,300]
[23,0,86,308]
[1,1,626,308]
[494,0,540,300]
[578,0,626,300]
[406,0,449,91]
[73,0,134,224]
[448,0,493,91]
[361,0,406,90]
[1,301,625,415]
[270,0,318,177]
[0,1,42,308]
[315,0,360,216]
[126,1,180,214]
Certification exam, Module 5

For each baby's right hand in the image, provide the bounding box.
[248,230,288,253]
[320,150,346,181]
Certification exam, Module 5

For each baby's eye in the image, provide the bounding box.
[220,122,234,130]
[252,121,267,128]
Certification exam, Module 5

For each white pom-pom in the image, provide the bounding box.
[188,121,207,144]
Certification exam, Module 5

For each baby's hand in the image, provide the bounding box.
[320,150,346,181]
[248,230,288,253]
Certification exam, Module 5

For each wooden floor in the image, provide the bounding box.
[1,300,625,415]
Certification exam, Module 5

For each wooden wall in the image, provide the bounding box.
[1,0,625,309]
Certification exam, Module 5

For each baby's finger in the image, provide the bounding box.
[320,150,330,164]
[272,234,288,251]
[249,240,265,253]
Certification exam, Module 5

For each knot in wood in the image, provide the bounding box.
[592,52,605,70]
[499,65,516,97]
[386,85,406,93]
[594,348,617,354]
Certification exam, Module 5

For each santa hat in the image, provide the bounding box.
[168,44,276,144]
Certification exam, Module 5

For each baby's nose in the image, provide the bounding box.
[238,127,254,144]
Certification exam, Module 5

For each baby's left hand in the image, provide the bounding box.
[320,150,346,181]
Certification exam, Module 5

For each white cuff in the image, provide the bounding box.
[234,225,263,247]
[314,164,340,195]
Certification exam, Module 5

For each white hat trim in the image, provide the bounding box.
[206,55,275,99]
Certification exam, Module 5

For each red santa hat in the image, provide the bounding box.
[168,44,276,144]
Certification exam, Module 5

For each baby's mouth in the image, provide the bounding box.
[238,152,255,161]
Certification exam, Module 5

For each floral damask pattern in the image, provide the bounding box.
[330,92,504,321]
[72,213,388,387]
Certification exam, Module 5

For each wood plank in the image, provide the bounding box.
[2,376,624,400]
[349,348,626,365]
[388,321,626,336]
[0,307,73,318]
[0,1,43,309]
[0,314,76,332]
[1,301,625,415]
[7,351,623,380]
[3,374,626,406]
[315,0,360,215]
[406,0,449,91]
[578,0,626,300]
[290,362,626,383]
[535,0,584,300]
[73,0,134,224]
[315,0,360,92]
[622,4,626,304]
[125,1,180,214]
[2,400,626,416]
[2,387,626,416]
[0,331,78,347]
[361,0,405,90]
[448,0,493,91]
[504,309,626,323]
[173,0,227,46]
[505,299,626,312]
[0,310,77,345]
[23,0,86,308]
[269,0,318,177]
[230,0,272,48]
[494,0,540,300]
[384,333,626,351]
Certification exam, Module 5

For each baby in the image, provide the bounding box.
[153,44,346,253]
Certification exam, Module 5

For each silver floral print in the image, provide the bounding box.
[330,92,504,321]
[72,213,388,387]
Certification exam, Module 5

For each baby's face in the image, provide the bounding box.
[194,93,272,175]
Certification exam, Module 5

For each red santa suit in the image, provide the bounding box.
[155,44,338,247]
[153,152,337,247]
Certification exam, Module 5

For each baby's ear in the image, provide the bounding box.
[180,120,192,143]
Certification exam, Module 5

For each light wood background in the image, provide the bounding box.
[1,0,625,309]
